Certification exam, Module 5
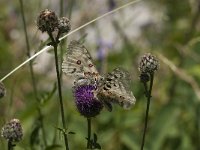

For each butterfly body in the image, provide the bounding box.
[62,40,136,111]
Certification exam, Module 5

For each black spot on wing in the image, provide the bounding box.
[106,84,111,89]
[106,78,112,82]
[71,68,76,73]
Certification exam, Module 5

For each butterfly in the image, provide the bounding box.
[62,40,136,111]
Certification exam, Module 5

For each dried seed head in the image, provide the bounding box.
[0,82,6,98]
[58,17,71,34]
[37,9,58,33]
[73,85,103,118]
[1,119,23,142]
[139,53,159,74]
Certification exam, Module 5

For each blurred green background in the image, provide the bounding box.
[0,0,200,149]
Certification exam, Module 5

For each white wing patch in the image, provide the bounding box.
[62,40,100,84]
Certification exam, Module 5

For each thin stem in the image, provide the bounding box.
[19,0,47,146]
[37,107,47,146]
[19,0,37,96]
[8,140,13,150]
[59,0,64,17]
[68,0,74,20]
[140,74,154,150]
[53,44,69,150]
[48,31,69,150]
[195,102,200,149]
[87,118,92,149]
[59,0,64,80]
[143,81,149,98]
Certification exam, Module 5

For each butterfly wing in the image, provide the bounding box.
[62,40,100,85]
[62,41,136,111]
[97,68,136,111]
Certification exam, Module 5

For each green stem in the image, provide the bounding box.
[19,0,37,95]
[140,73,154,150]
[19,0,47,147]
[87,118,92,149]
[48,31,69,150]
[195,102,200,149]
[68,0,75,20]
[143,81,149,98]
[59,0,64,80]
[59,0,64,17]
[37,107,47,146]
[8,140,13,150]
[53,44,69,150]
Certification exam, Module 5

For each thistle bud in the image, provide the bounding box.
[37,9,58,33]
[1,119,23,142]
[58,17,71,34]
[139,53,159,74]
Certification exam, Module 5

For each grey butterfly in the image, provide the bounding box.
[62,40,136,111]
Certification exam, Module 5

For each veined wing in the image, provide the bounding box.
[62,40,101,84]
[97,68,136,111]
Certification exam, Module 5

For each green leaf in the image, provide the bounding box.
[121,131,140,150]
[39,82,56,104]
[30,123,41,147]
[45,144,62,150]
[68,131,76,135]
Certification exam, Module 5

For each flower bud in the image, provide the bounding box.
[37,9,58,33]
[58,17,71,34]
[139,53,159,74]
[1,119,23,142]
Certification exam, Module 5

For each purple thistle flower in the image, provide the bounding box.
[74,85,103,118]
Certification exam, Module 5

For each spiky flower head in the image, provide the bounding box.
[139,53,159,74]
[0,82,6,99]
[37,9,58,33]
[73,85,103,118]
[1,119,23,142]
[58,17,71,34]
